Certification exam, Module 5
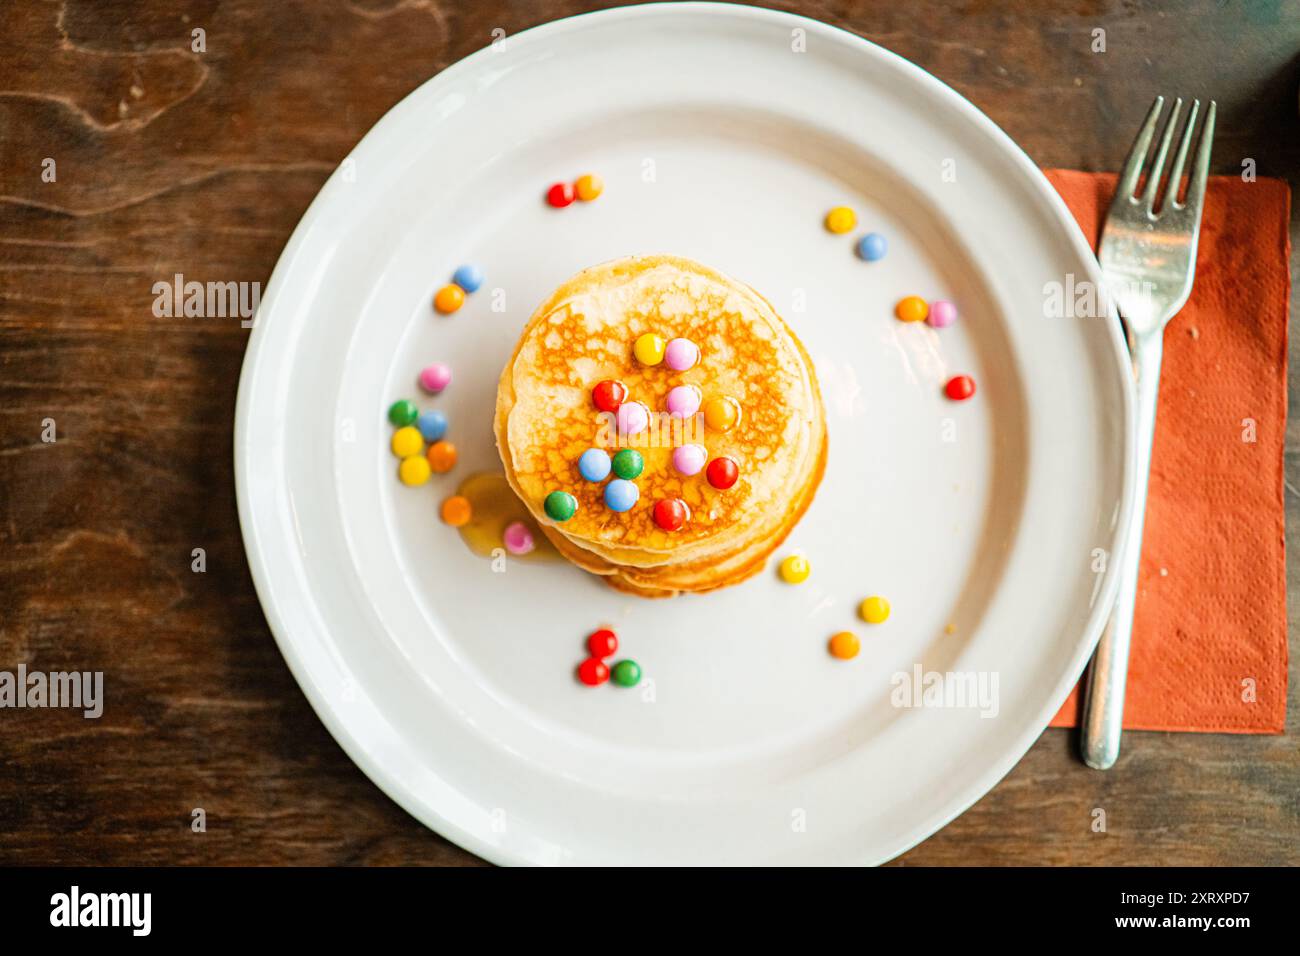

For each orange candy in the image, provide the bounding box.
[434,284,466,314]
[427,440,457,472]
[829,631,860,660]
[575,173,603,201]
[703,396,740,432]
[895,295,929,323]
[440,494,472,526]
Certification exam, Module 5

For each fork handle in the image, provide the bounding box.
[1081,331,1164,770]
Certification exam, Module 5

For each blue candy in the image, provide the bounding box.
[578,448,611,482]
[417,410,448,442]
[856,232,887,262]
[452,263,484,294]
[604,478,639,512]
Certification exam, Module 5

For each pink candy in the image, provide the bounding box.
[664,338,699,371]
[665,384,701,418]
[420,362,452,392]
[672,443,707,476]
[503,521,535,555]
[927,301,958,329]
[616,400,649,435]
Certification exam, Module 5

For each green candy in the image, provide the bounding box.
[611,659,641,687]
[544,490,578,522]
[611,448,644,480]
[387,399,418,427]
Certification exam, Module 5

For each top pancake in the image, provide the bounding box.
[495,255,822,565]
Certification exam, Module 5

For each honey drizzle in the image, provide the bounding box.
[455,471,559,562]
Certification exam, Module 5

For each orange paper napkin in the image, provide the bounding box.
[1046,170,1289,734]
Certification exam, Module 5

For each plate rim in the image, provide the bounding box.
[234,1,1137,866]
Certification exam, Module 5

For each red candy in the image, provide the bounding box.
[706,457,739,490]
[547,182,575,208]
[653,498,690,531]
[945,374,976,401]
[592,379,627,413]
[586,628,618,659]
[577,657,610,686]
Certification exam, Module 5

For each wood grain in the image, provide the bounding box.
[1,0,1296,865]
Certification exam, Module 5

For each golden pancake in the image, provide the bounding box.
[495,255,826,596]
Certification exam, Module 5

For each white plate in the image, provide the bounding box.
[235,3,1135,865]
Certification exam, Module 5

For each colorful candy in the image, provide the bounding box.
[779,554,811,584]
[547,181,575,207]
[452,264,484,294]
[603,478,639,512]
[426,440,457,472]
[633,332,666,366]
[611,448,644,480]
[417,410,448,442]
[665,384,701,419]
[577,657,610,686]
[928,300,958,328]
[388,399,418,427]
[856,233,887,261]
[672,443,707,476]
[544,490,578,522]
[420,363,452,393]
[895,295,928,323]
[578,448,612,482]
[391,426,423,459]
[592,379,627,413]
[706,456,739,490]
[702,396,740,432]
[825,206,857,234]
[664,337,699,371]
[652,497,689,531]
[616,400,649,436]
[579,628,640,689]
[399,455,431,486]
[440,494,472,527]
[434,284,466,314]
[945,375,976,401]
[575,174,603,201]
[586,628,618,658]
[611,659,641,687]
[503,521,535,555]
[829,631,861,660]
[859,596,891,624]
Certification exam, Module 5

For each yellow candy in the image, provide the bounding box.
[779,555,811,584]
[391,426,423,459]
[824,206,857,234]
[859,596,891,624]
[895,295,929,323]
[399,455,432,486]
[633,332,666,366]
[575,173,603,201]
[703,396,740,431]
[829,631,860,660]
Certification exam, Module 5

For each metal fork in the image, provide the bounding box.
[1080,95,1216,770]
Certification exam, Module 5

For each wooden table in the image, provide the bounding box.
[2,0,1296,865]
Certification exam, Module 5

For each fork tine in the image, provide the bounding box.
[1117,96,1165,199]
[1141,97,1182,209]
[1182,100,1216,215]
[1162,99,1200,209]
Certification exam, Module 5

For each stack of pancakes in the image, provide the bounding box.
[494,255,827,597]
